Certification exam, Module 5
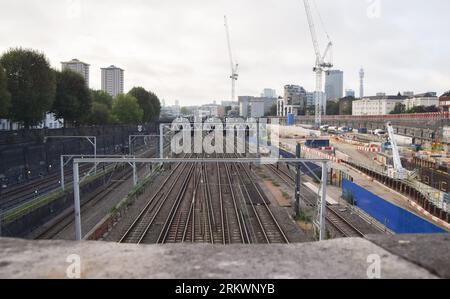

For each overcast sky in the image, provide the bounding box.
[1,0,449,106]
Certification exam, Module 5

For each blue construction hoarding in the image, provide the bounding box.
[342,179,447,234]
[287,113,295,126]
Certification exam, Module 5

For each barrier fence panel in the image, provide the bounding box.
[342,179,447,234]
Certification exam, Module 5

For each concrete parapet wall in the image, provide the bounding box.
[0,234,448,278]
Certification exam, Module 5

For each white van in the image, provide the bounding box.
[373,129,386,136]
[327,126,337,134]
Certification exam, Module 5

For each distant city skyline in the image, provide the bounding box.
[1,0,449,107]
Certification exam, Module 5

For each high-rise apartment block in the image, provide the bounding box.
[101,65,124,97]
[61,59,90,86]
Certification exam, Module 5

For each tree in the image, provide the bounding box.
[180,107,190,115]
[148,91,161,120]
[0,48,56,128]
[112,94,143,124]
[407,105,439,114]
[266,104,277,116]
[52,70,91,127]
[128,87,154,122]
[326,101,339,115]
[89,102,111,125]
[91,90,113,109]
[0,64,11,118]
[391,103,406,114]
[87,90,113,125]
[338,96,354,115]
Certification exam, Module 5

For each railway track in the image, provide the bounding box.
[0,164,92,211]
[1,144,156,211]
[35,165,135,239]
[119,156,194,244]
[35,146,161,240]
[265,163,366,238]
[119,153,290,245]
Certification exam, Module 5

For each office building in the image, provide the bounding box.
[440,91,450,112]
[345,89,355,98]
[277,85,307,116]
[261,88,277,99]
[403,92,439,110]
[325,70,344,102]
[352,94,408,116]
[239,96,276,118]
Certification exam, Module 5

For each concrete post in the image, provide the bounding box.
[73,162,82,241]
[133,162,137,186]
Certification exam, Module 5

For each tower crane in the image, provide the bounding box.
[302,0,333,128]
[224,15,239,101]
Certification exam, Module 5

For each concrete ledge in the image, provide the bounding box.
[0,236,446,279]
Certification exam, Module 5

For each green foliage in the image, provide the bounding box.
[295,209,310,222]
[0,48,56,128]
[0,64,11,118]
[326,101,339,115]
[89,102,111,125]
[266,104,277,116]
[390,103,406,114]
[148,90,161,120]
[52,70,91,127]
[338,96,355,115]
[87,90,114,125]
[112,94,143,124]
[128,87,161,122]
[390,103,439,115]
[407,105,440,114]
[128,87,154,122]
[91,89,113,109]
[180,107,190,115]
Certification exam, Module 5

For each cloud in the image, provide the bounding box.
[1,0,449,106]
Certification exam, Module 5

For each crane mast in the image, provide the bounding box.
[224,15,239,101]
[302,0,333,128]
[386,122,408,180]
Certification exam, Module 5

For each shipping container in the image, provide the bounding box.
[305,138,330,148]
[358,128,368,134]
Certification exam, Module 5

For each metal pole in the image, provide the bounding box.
[0,208,2,237]
[73,162,82,241]
[295,144,301,218]
[132,162,137,186]
[129,135,132,155]
[159,124,164,159]
[256,119,260,158]
[319,162,328,241]
[93,137,97,175]
[60,155,65,191]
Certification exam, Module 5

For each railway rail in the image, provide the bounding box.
[1,144,159,213]
[119,153,290,245]
[265,163,367,238]
[34,145,161,240]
